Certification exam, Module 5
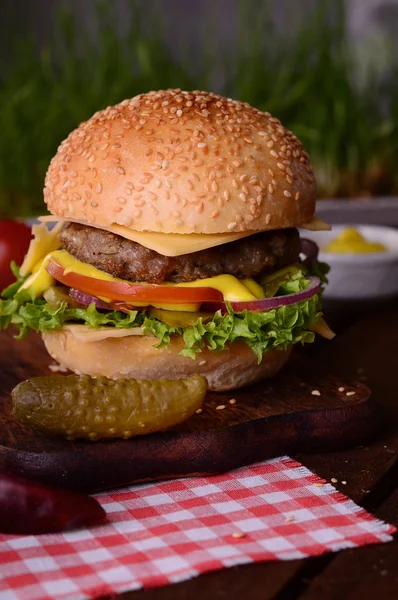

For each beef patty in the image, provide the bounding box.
[60,222,300,284]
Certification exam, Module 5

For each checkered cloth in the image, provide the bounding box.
[0,456,395,600]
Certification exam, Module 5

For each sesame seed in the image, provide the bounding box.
[338,387,345,392]
[227,222,237,231]
[313,483,324,488]
[331,478,338,484]
[240,192,247,201]
[341,480,347,485]
[90,201,98,207]
[229,399,236,405]
[197,142,207,148]
[285,516,295,522]
[232,179,239,189]
[277,162,286,170]
[216,405,226,411]
[211,210,220,218]
[232,532,246,539]
[265,213,271,224]
[346,391,356,397]
[116,167,125,175]
[196,408,203,415]
[270,150,278,158]
[267,140,274,148]
[117,197,126,204]
[268,184,274,194]
[198,360,207,366]
[311,390,321,396]
[295,192,300,200]
[284,190,292,197]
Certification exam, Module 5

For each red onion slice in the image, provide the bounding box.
[70,289,138,314]
[69,289,112,311]
[70,276,320,316]
[203,276,321,313]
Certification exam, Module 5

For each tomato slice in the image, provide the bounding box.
[46,259,224,304]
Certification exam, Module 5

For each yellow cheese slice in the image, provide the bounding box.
[20,257,55,297]
[38,215,331,256]
[20,221,63,276]
[49,249,259,302]
[38,216,254,257]
[62,324,150,342]
[300,217,332,231]
[25,249,260,307]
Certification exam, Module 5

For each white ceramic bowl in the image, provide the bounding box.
[299,224,398,300]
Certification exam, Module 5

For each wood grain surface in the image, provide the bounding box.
[1,297,398,600]
[0,328,377,492]
[117,298,398,600]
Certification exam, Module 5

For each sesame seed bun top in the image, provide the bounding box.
[44,89,316,234]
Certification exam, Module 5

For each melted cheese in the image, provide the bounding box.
[27,249,260,306]
[20,221,62,276]
[38,216,254,257]
[20,255,55,297]
[38,215,332,256]
[300,217,332,231]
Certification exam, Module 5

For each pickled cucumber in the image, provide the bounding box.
[43,285,80,308]
[12,375,207,441]
[148,308,213,328]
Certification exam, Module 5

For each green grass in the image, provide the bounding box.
[0,0,397,217]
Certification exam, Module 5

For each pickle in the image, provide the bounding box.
[12,374,207,441]
[149,308,214,328]
[43,285,80,308]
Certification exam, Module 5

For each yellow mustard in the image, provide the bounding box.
[21,249,262,309]
[324,227,387,253]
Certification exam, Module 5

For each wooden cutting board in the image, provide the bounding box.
[0,330,378,493]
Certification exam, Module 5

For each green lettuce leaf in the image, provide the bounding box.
[0,267,322,362]
[306,259,330,285]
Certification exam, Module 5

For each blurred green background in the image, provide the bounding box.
[1,0,398,218]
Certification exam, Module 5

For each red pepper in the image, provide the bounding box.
[0,470,106,535]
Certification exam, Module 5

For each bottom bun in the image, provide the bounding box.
[42,331,292,392]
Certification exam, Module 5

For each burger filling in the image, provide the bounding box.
[59,223,301,284]
[0,222,333,361]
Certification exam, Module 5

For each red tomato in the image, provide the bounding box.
[46,259,224,304]
[0,220,32,292]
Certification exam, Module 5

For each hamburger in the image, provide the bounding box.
[0,89,333,391]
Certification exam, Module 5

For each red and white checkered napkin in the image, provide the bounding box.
[0,456,395,600]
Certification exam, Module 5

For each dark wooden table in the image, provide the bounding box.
[119,298,398,600]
